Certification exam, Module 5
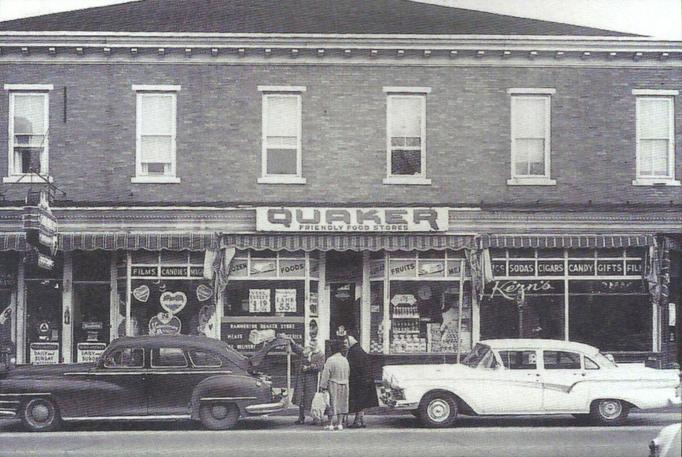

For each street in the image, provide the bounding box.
[0,411,679,457]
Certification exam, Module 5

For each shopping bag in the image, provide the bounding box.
[311,391,329,421]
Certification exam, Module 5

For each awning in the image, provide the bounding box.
[59,232,217,251]
[0,233,25,251]
[220,233,476,252]
[481,234,656,249]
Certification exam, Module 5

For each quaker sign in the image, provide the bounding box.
[30,342,59,365]
[256,207,449,232]
[77,342,107,363]
[221,321,304,352]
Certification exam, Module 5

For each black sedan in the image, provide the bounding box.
[0,335,287,431]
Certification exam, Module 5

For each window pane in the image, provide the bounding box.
[104,348,144,368]
[513,97,546,138]
[151,347,187,367]
[13,94,45,134]
[390,97,422,137]
[640,139,669,176]
[189,350,222,368]
[498,350,537,369]
[639,98,669,138]
[515,138,545,176]
[140,95,173,135]
[13,147,42,174]
[141,136,172,163]
[266,96,298,137]
[543,351,581,370]
[391,149,422,175]
[266,148,298,175]
[584,357,599,370]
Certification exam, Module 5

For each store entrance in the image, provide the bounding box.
[330,282,360,337]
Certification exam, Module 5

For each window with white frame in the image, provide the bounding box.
[133,85,179,182]
[633,90,679,185]
[507,89,555,185]
[258,86,305,184]
[6,87,51,177]
[384,89,429,183]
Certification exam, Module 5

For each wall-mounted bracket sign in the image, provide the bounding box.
[256,207,449,232]
[22,190,58,270]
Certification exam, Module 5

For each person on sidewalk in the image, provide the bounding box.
[319,338,350,431]
[345,335,379,428]
[289,337,325,425]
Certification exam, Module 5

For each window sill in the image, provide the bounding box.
[507,177,557,186]
[632,179,681,187]
[258,176,307,185]
[3,175,53,183]
[131,176,181,184]
[383,177,432,185]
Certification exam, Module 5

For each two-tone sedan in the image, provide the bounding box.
[0,335,287,431]
[382,339,681,428]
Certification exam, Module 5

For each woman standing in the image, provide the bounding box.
[289,338,325,425]
[319,339,350,431]
[346,335,379,428]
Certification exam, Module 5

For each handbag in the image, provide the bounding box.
[311,391,329,421]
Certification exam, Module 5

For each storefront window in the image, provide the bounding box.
[24,256,63,364]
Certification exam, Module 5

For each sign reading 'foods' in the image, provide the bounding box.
[256,207,449,232]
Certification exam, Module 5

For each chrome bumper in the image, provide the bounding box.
[380,385,415,409]
[244,398,287,415]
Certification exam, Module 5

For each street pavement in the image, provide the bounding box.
[0,411,679,457]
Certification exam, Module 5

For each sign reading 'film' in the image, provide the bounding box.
[256,207,449,232]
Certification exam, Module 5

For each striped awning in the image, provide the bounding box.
[481,234,656,249]
[220,233,476,252]
[0,232,25,251]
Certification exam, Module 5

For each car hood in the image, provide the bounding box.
[4,363,96,378]
[383,363,474,385]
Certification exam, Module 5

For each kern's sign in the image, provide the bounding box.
[256,207,449,232]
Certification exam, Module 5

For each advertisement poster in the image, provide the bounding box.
[249,289,271,313]
[222,320,304,352]
[30,342,59,365]
[77,342,107,363]
[275,289,297,313]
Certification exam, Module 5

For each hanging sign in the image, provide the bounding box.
[30,342,59,365]
[77,342,107,363]
[275,289,297,313]
[256,207,448,232]
[249,289,271,313]
[23,191,58,270]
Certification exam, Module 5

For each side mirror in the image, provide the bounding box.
[604,353,616,364]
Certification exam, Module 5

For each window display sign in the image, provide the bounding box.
[77,342,107,363]
[486,280,565,300]
[222,320,304,352]
[249,289,271,313]
[148,312,182,335]
[508,261,535,276]
[30,342,59,365]
[256,207,449,232]
[570,280,646,294]
[275,289,297,313]
[131,266,159,277]
[537,260,564,276]
[161,266,188,277]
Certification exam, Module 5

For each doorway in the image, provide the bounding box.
[329,282,360,338]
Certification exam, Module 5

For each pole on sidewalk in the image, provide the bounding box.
[456,259,464,364]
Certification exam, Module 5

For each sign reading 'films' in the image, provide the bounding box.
[256,207,449,232]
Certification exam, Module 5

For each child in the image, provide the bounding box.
[319,338,350,431]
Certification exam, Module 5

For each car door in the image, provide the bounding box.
[84,346,148,417]
[478,349,543,414]
[541,350,591,412]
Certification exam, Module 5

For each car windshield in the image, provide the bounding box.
[462,343,491,368]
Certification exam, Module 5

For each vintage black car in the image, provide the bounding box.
[0,335,287,431]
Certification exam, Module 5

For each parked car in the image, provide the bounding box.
[649,423,681,457]
[0,335,288,431]
[381,339,681,428]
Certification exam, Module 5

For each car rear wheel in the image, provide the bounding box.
[418,392,457,428]
[199,402,240,430]
[21,397,61,432]
[589,399,629,426]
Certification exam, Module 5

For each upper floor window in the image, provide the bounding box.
[507,88,556,186]
[4,84,53,183]
[632,89,679,186]
[258,86,306,184]
[132,85,181,183]
[383,87,431,185]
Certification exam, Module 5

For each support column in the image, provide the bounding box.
[361,252,371,352]
[382,252,390,354]
[62,252,73,363]
[317,252,329,345]
[125,252,132,336]
[16,263,25,364]
[109,253,118,341]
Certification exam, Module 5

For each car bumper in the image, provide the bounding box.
[380,385,417,410]
[244,398,287,415]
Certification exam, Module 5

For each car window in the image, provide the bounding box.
[189,350,222,368]
[151,347,188,368]
[103,348,144,368]
[498,350,537,370]
[543,351,581,370]
[584,356,600,370]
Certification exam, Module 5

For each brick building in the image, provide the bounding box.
[0,0,679,378]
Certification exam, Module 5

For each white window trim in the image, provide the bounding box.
[507,88,556,95]
[132,89,180,183]
[508,92,555,186]
[258,85,306,93]
[260,92,305,184]
[385,93,429,184]
[131,84,181,92]
[5,90,51,181]
[632,92,679,186]
[383,86,432,94]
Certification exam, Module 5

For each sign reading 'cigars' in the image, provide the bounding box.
[256,207,449,232]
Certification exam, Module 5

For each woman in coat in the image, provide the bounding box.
[345,335,379,428]
[289,337,325,424]
[319,338,350,431]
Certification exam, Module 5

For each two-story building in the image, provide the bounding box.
[0,0,679,379]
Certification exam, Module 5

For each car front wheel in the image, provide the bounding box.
[199,402,240,430]
[418,392,457,428]
[21,397,61,432]
[589,399,629,425]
